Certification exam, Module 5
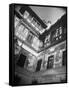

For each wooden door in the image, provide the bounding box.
[36,59,42,72]
[47,55,54,69]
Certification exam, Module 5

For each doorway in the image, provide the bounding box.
[47,55,54,69]
[62,50,67,66]
[36,59,42,72]
[17,54,26,68]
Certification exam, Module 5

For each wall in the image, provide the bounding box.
[38,40,66,70]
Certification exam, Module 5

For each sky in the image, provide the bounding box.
[30,6,66,25]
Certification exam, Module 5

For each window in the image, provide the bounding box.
[26,32,34,44]
[32,36,40,51]
[23,10,29,19]
[31,17,37,27]
[51,26,62,43]
[15,24,29,41]
[55,50,62,63]
[22,28,29,40]
[44,34,51,47]
[35,22,40,30]
[59,27,62,35]
[18,25,24,32]
[27,15,33,23]
[15,16,19,28]
[15,24,25,37]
